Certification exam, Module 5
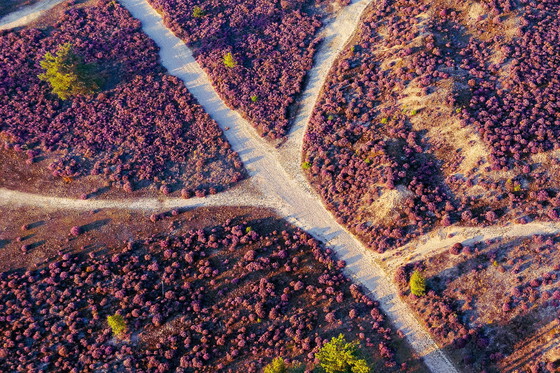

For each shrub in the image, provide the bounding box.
[264,357,288,373]
[192,6,204,18]
[38,43,101,100]
[223,52,237,68]
[107,313,127,337]
[409,270,426,296]
[315,334,370,373]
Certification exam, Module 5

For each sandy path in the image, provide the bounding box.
[380,221,560,273]
[116,0,458,371]
[0,0,458,370]
[0,0,65,30]
[4,0,560,369]
[0,185,273,211]
[0,0,459,371]
[278,0,373,192]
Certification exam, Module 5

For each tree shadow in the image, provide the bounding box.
[81,219,111,233]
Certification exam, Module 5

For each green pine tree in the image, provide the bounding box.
[192,5,205,18]
[107,313,127,337]
[38,43,102,100]
[316,334,371,373]
[223,52,237,68]
[409,270,426,296]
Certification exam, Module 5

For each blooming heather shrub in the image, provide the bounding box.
[0,0,244,194]
[398,234,560,371]
[146,0,339,139]
[0,216,407,371]
[69,225,82,236]
[303,0,560,253]
[316,334,370,373]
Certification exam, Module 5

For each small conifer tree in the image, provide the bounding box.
[107,313,127,337]
[223,52,237,68]
[409,270,426,296]
[316,334,370,373]
[38,43,101,100]
[263,357,288,373]
[192,5,205,17]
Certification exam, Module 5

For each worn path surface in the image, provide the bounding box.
[115,1,459,371]
[0,0,470,371]
[0,0,65,30]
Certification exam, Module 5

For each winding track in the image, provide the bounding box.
[0,0,463,371]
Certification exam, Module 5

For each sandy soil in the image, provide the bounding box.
[0,0,65,29]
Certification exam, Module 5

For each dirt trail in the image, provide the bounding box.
[278,0,374,192]
[381,221,560,273]
[1,0,459,371]
[0,0,65,30]
[117,0,459,371]
[0,186,271,211]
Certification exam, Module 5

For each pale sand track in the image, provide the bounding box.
[116,0,459,371]
[0,0,461,371]
[0,0,66,30]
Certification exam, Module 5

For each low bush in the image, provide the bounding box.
[263,357,288,373]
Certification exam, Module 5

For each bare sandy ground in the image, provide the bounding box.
[0,0,65,29]
[0,0,462,371]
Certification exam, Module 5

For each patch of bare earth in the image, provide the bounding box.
[396,235,560,372]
